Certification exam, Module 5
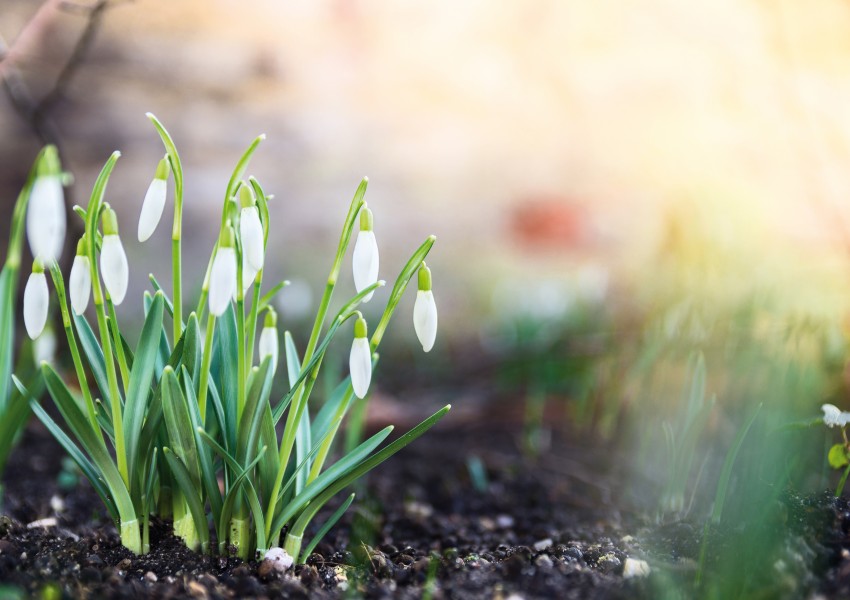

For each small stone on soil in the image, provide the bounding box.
[622,557,650,578]
[533,538,553,552]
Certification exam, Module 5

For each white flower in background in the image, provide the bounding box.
[23,260,49,340]
[34,326,57,365]
[822,404,850,428]
[209,225,237,317]
[100,207,129,305]
[239,183,265,272]
[258,309,279,372]
[138,156,170,242]
[26,147,65,263]
[352,204,379,302]
[69,236,91,316]
[413,263,437,352]
[349,316,372,399]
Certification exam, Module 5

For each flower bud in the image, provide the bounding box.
[258,310,279,372]
[352,205,379,303]
[24,260,49,340]
[413,263,437,352]
[26,147,65,263]
[239,184,265,272]
[69,237,91,315]
[138,157,170,242]
[100,207,129,305]
[209,226,237,317]
[349,316,372,399]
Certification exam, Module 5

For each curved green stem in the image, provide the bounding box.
[198,313,216,423]
[48,263,100,436]
[106,298,130,394]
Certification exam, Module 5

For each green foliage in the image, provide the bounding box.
[14,122,449,562]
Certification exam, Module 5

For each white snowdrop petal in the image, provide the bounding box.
[242,257,258,294]
[349,337,372,399]
[352,231,379,303]
[259,327,279,370]
[413,290,438,352]
[27,176,65,262]
[209,247,236,316]
[23,272,49,340]
[240,207,265,271]
[100,235,129,305]
[138,178,167,242]
[69,255,91,316]
[34,329,57,365]
[823,404,843,428]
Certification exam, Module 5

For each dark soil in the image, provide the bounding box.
[2,397,849,599]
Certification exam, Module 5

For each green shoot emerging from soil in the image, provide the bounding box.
[12,117,450,562]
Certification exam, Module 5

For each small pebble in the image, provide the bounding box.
[145,571,158,583]
[49,495,64,513]
[404,501,434,520]
[535,555,554,568]
[533,538,553,552]
[260,547,293,575]
[622,558,651,578]
[187,580,208,599]
[26,517,57,529]
[497,515,515,529]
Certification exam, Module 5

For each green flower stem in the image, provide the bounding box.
[146,114,185,344]
[237,297,247,421]
[229,516,251,559]
[48,263,100,436]
[120,519,142,556]
[93,297,128,484]
[837,463,850,497]
[198,313,216,423]
[305,236,435,483]
[106,299,130,394]
[283,532,303,560]
[173,496,200,550]
[244,270,263,370]
[85,152,128,488]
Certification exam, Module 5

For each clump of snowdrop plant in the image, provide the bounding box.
[0,147,63,500]
[11,115,449,561]
[823,403,850,496]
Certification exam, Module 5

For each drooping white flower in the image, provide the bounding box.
[137,157,170,242]
[24,262,49,340]
[413,263,437,352]
[209,226,237,317]
[100,207,129,305]
[239,184,265,272]
[26,148,65,263]
[349,316,372,399]
[822,403,850,428]
[258,310,279,372]
[352,205,379,303]
[69,237,91,315]
[34,326,57,365]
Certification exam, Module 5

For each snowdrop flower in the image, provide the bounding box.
[69,236,91,316]
[34,326,57,365]
[352,204,379,302]
[239,183,264,272]
[23,260,49,340]
[209,225,237,317]
[137,156,170,242]
[258,309,279,372]
[26,146,65,263]
[413,263,437,352]
[349,316,372,399]
[822,404,850,428]
[100,207,129,305]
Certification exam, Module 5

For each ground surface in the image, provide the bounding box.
[1,400,849,599]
